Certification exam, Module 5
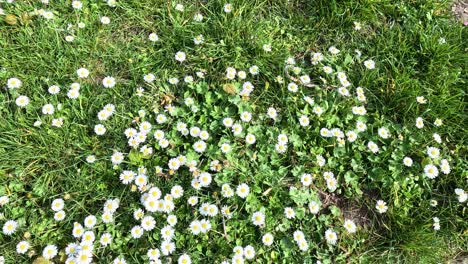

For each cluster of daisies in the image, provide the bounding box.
[1,0,466,263]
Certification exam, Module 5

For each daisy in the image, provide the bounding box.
[403,157,413,167]
[416,117,424,129]
[299,115,310,126]
[338,87,350,96]
[102,76,116,88]
[67,87,80,99]
[300,75,310,84]
[16,241,30,254]
[353,21,362,30]
[313,106,323,115]
[82,231,95,243]
[51,198,64,211]
[424,164,439,179]
[200,219,212,232]
[329,46,340,54]
[352,106,367,115]
[226,67,236,79]
[346,131,358,142]
[161,240,175,255]
[262,233,274,246]
[275,143,287,153]
[243,245,255,260]
[320,128,332,137]
[378,127,390,139]
[94,124,106,135]
[167,215,178,226]
[102,212,113,223]
[130,225,144,239]
[143,73,156,83]
[113,257,126,264]
[168,77,180,85]
[148,33,159,42]
[337,72,347,80]
[7,77,22,89]
[325,229,338,245]
[293,230,305,242]
[233,245,244,256]
[178,254,191,264]
[240,111,252,122]
[236,183,250,198]
[84,215,97,228]
[0,196,9,206]
[416,96,427,104]
[76,67,89,78]
[433,217,440,230]
[110,151,124,165]
[326,178,338,192]
[2,220,18,235]
[193,13,203,22]
[455,189,467,203]
[427,147,440,159]
[161,225,175,241]
[311,52,324,64]
[376,200,388,213]
[52,117,64,127]
[15,95,30,107]
[245,134,256,145]
[356,121,367,132]
[440,159,451,175]
[71,0,82,9]
[284,207,295,219]
[232,123,243,136]
[193,34,204,45]
[323,66,333,74]
[221,143,232,153]
[189,220,202,235]
[147,248,160,260]
[48,85,60,94]
[316,155,326,167]
[249,65,259,75]
[171,185,184,199]
[287,82,298,92]
[175,3,184,11]
[175,51,186,62]
[297,239,309,251]
[54,210,66,221]
[65,35,75,42]
[267,107,278,119]
[193,140,207,153]
[100,16,110,24]
[42,245,58,260]
[100,233,112,246]
[343,219,357,233]
[199,130,209,140]
[199,172,212,187]
[363,59,375,69]
[252,211,265,226]
[301,173,312,186]
[367,141,379,153]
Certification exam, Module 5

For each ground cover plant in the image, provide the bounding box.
[0,0,467,263]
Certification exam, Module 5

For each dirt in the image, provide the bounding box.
[316,188,373,227]
[452,0,468,25]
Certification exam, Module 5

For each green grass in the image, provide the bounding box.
[0,0,466,263]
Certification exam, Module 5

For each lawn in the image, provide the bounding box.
[0,0,466,263]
